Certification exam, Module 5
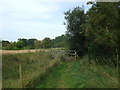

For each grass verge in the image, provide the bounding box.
[36,59,118,88]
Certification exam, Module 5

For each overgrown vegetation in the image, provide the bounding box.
[64,2,119,65]
[2,51,62,88]
[2,50,119,88]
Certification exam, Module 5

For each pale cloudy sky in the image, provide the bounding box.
[0,0,92,42]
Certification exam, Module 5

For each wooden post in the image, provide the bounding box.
[74,51,77,59]
[19,62,23,88]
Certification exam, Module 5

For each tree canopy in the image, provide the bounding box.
[64,7,86,57]
[64,2,119,65]
[2,35,67,50]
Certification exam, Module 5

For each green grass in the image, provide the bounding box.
[2,51,61,88]
[2,50,118,88]
[36,60,118,88]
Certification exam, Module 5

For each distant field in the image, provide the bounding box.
[1,49,49,54]
[1,48,64,54]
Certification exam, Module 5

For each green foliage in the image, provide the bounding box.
[27,38,37,49]
[40,38,52,49]
[52,34,67,48]
[16,41,24,49]
[64,2,119,65]
[3,42,17,50]
[34,40,40,49]
[84,2,119,63]
[18,38,28,47]
[64,7,86,57]
[2,40,10,47]
[2,36,68,50]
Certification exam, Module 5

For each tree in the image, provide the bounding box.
[18,38,28,47]
[7,42,17,50]
[34,40,40,49]
[2,40,10,49]
[64,7,86,57]
[16,41,24,49]
[52,34,67,48]
[40,38,52,49]
[27,38,37,49]
[86,2,119,55]
[83,2,119,65]
[64,2,119,65]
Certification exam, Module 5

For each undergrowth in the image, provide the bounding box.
[2,50,61,88]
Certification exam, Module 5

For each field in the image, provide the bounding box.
[2,50,119,88]
[2,50,61,88]
[1,49,48,54]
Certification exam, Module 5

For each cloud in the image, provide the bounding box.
[1,0,91,41]
[1,0,64,41]
[2,0,60,21]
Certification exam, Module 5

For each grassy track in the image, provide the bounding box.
[2,50,118,88]
[36,60,118,88]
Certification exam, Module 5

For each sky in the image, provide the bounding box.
[0,0,92,42]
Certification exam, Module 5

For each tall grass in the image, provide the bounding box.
[2,50,119,88]
[2,50,61,88]
[82,55,118,88]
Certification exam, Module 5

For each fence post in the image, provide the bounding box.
[74,51,77,59]
[19,60,23,88]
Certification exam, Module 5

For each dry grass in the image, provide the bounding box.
[1,49,49,55]
[2,50,61,88]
